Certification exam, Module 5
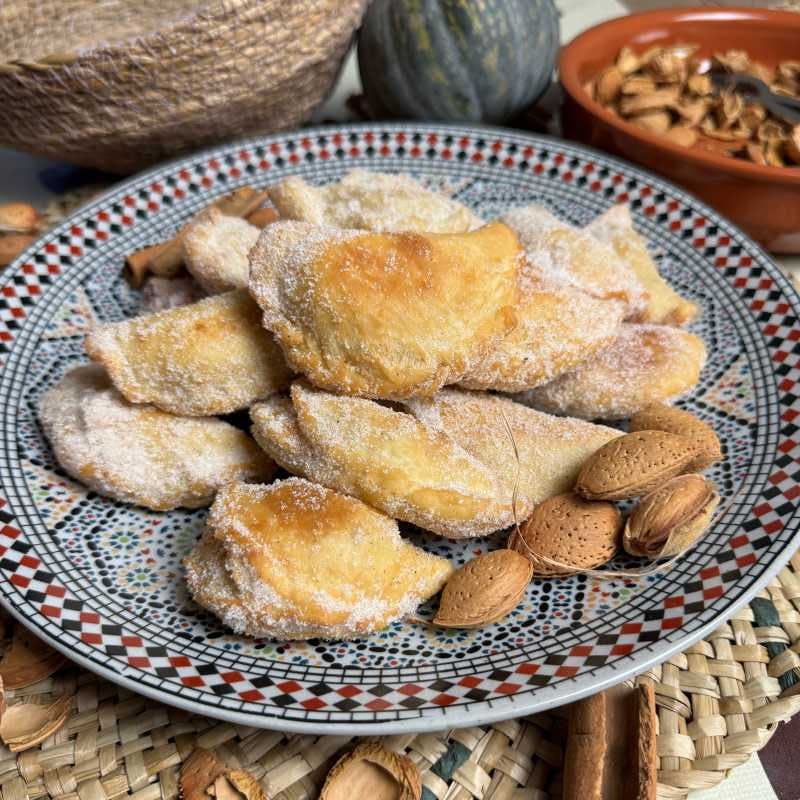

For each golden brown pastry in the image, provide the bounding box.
[250,383,621,538]
[267,169,483,233]
[85,290,292,416]
[502,203,648,317]
[184,478,453,640]
[248,221,520,399]
[585,205,698,325]
[460,275,625,392]
[39,365,274,510]
[517,324,707,420]
[182,207,260,294]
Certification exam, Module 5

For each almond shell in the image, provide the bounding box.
[433,549,532,629]
[575,431,700,501]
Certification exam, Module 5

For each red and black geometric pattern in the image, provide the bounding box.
[0,125,798,733]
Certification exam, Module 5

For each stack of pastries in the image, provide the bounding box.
[39,170,705,640]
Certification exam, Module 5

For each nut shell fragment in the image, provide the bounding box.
[0,694,72,752]
[320,742,421,800]
[179,749,226,800]
[0,626,66,689]
[624,474,719,558]
[433,550,532,629]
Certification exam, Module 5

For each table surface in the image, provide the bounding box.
[0,2,797,798]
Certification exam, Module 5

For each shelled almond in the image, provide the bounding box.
[588,46,800,167]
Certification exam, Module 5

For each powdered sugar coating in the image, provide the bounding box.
[183,207,261,294]
[85,290,293,416]
[39,365,275,510]
[461,277,625,392]
[267,169,483,233]
[184,478,453,640]
[250,383,620,538]
[518,324,707,420]
[503,204,648,318]
[248,220,520,399]
[585,205,698,326]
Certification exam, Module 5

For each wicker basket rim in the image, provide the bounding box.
[0,0,302,72]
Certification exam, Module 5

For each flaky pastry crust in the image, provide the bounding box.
[251,383,621,538]
[39,365,274,510]
[85,290,292,416]
[248,221,520,399]
[182,207,260,294]
[267,169,483,233]
[518,324,707,420]
[586,205,698,326]
[503,203,648,318]
[184,479,453,639]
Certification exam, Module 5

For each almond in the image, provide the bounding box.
[575,431,700,501]
[0,203,40,235]
[0,625,66,689]
[320,742,421,800]
[0,234,36,267]
[629,404,722,471]
[0,694,71,751]
[509,493,621,577]
[433,549,532,629]
[624,474,719,558]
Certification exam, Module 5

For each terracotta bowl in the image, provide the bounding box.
[559,7,800,252]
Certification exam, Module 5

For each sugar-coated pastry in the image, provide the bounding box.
[267,169,483,233]
[184,478,453,640]
[39,365,274,510]
[182,207,260,294]
[85,290,292,416]
[250,383,621,538]
[586,205,698,325]
[460,275,624,392]
[517,324,707,420]
[248,221,520,399]
[502,203,647,317]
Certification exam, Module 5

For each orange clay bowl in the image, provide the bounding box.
[559,7,800,253]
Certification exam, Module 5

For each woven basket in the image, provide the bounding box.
[0,0,367,173]
[0,551,798,800]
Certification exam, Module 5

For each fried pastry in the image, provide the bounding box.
[248,221,520,399]
[85,290,292,416]
[39,365,274,510]
[184,478,453,639]
[251,383,621,538]
[267,169,482,233]
[518,324,707,420]
[502,204,647,317]
[586,205,698,325]
[182,207,260,294]
[460,275,625,392]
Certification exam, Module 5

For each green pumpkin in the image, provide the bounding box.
[357,0,560,124]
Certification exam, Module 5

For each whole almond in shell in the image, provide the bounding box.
[630,403,722,471]
[624,474,719,558]
[433,549,532,629]
[320,742,421,800]
[509,493,622,577]
[575,430,700,501]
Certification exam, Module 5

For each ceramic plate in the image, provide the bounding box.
[1,124,798,734]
